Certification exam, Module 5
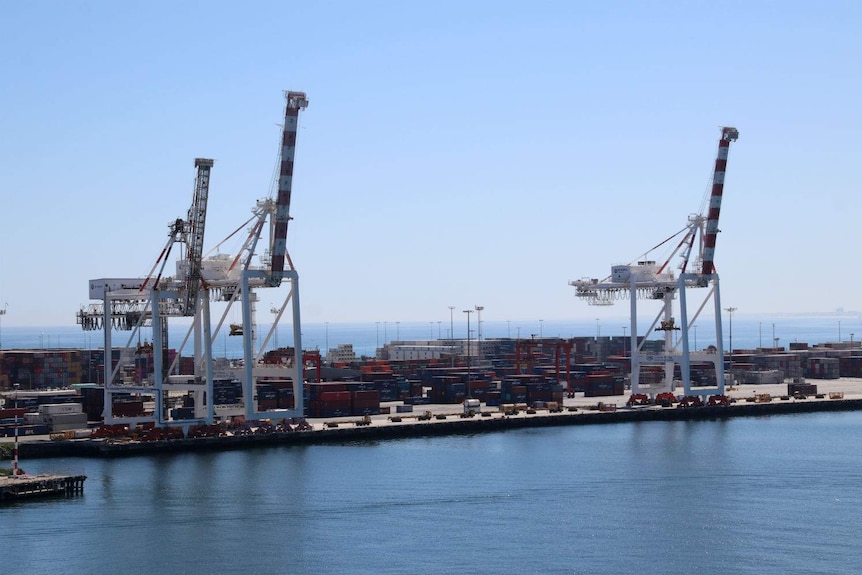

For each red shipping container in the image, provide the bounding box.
[318,391,352,402]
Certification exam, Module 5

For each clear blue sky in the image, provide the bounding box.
[1,1,860,327]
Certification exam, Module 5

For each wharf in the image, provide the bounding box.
[10,395,862,459]
[6,379,862,459]
[0,474,86,502]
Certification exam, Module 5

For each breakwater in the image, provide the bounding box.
[16,397,862,459]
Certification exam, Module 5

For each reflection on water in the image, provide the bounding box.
[3,412,862,574]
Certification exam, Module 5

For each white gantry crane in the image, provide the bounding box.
[78,91,310,429]
[570,127,740,399]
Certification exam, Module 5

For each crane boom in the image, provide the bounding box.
[699,127,739,277]
[268,90,309,287]
[184,158,213,315]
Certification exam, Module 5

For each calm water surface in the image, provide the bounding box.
[3,411,862,574]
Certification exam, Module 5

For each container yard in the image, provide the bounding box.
[2,105,860,463]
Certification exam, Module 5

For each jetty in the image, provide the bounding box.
[0,473,86,502]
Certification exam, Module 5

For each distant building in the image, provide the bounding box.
[326,343,356,364]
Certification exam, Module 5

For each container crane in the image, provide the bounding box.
[77,91,310,430]
[570,127,740,399]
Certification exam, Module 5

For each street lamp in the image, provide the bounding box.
[448,306,455,340]
[621,326,627,356]
[0,303,6,350]
[724,307,737,383]
[270,306,279,349]
[463,309,474,397]
[12,383,20,477]
[448,306,456,367]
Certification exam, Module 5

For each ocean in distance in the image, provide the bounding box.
[3,411,861,574]
[3,314,861,359]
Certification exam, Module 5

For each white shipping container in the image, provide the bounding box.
[48,413,88,425]
[40,403,84,415]
[51,422,86,432]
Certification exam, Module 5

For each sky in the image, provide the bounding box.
[1,1,860,328]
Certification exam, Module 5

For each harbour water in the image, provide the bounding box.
[2,316,861,573]
[2,411,861,574]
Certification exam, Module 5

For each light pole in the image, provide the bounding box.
[375,322,380,349]
[595,318,600,340]
[325,322,329,356]
[539,319,544,339]
[448,306,455,340]
[622,326,627,357]
[725,307,737,383]
[270,306,279,349]
[693,324,698,351]
[12,383,20,477]
[463,309,474,397]
[396,321,400,341]
[0,303,6,350]
[759,322,762,349]
[772,323,775,349]
[437,321,442,339]
[838,320,842,343]
[384,321,388,343]
[851,333,855,345]
[448,306,455,367]
[507,320,511,339]
[475,306,484,341]
[430,322,434,339]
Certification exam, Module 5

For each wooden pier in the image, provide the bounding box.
[0,474,86,502]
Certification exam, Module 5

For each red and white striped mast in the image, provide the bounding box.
[700,126,739,277]
[12,383,20,477]
[268,90,309,288]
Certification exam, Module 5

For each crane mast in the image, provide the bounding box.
[268,90,309,287]
[184,158,213,315]
[700,127,739,277]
